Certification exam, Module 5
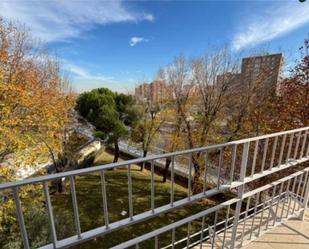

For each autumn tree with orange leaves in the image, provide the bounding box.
[0,18,74,247]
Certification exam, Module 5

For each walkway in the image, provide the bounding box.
[195,195,307,249]
[243,211,309,249]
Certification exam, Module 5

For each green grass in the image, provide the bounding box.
[50,150,222,249]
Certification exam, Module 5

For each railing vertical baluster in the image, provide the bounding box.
[280,179,291,220]
[251,140,259,177]
[306,134,309,157]
[301,170,309,220]
[186,221,191,248]
[230,144,237,182]
[199,216,205,249]
[203,151,209,194]
[188,153,192,200]
[249,192,260,240]
[286,133,294,162]
[127,164,133,220]
[273,182,284,226]
[257,194,267,236]
[287,176,297,216]
[211,211,218,249]
[151,160,155,213]
[100,171,109,228]
[222,204,231,248]
[43,181,57,248]
[70,176,82,237]
[12,187,30,249]
[217,148,223,188]
[294,131,302,159]
[270,136,278,170]
[293,174,303,214]
[300,131,308,159]
[266,185,277,230]
[230,142,249,249]
[261,138,269,172]
[154,236,159,249]
[170,157,175,206]
[240,197,251,247]
[171,228,175,249]
[278,134,287,167]
[300,171,309,211]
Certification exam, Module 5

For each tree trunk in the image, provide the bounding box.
[192,158,203,194]
[113,142,120,163]
[140,150,147,171]
[162,157,171,183]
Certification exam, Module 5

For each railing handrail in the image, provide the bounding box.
[1,126,308,190]
[111,166,309,249]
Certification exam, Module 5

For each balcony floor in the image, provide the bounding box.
[194,197,308,249]
[243,210,309,249]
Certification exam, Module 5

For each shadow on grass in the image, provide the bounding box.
[51,151,221,249]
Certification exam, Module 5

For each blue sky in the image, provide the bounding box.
[0,0,308,93]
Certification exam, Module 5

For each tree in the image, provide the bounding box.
[0,18,74,247]
[161,50,238,192]
[76,88,138,163]
[273,35,309,129]
[131,101,164,171]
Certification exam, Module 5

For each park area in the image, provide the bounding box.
[48,149,222,249]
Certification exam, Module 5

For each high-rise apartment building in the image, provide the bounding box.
[241,53,283,95]
[135,80,168,102]
[216,53,283,95]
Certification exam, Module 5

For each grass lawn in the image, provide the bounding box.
[51,149,223,249]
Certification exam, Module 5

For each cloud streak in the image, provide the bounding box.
[0,0,154,43]
[63,61,114,82]
[129,37,149,46]
[232,2,309,50]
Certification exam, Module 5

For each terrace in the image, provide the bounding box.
[1,126,309,249]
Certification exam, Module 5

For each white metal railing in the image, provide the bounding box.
[112,167,309,249]
[0,127,308,249]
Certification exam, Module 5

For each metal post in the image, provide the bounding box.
[230,142,249,249]
[217,148,223,189]
[230,144,237,183]
[301,171,309,220]
[151,160,155,213]
[188,153,192,200]
[12,187,30,249]
[261,138,269,172]
[70,176,82,237]
[127,164,133,220]
[43,181,57,248]
[170,156,175,206]
[203,151,209,194]
[100,171,109,228]
[251,140,259,177]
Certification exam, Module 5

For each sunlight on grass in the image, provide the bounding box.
[51,150,219,249]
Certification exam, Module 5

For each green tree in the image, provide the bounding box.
[76,88,137,162]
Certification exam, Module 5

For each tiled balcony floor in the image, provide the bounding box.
[194,197,308,249]
[243,211,309,249]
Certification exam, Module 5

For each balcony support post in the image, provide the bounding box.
[230,142,250,249]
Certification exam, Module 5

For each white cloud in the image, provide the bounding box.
[232,2,309,50]
[129,36,149,46]
[63,61,114,82]
[0,0,154,43]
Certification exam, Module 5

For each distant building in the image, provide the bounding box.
[216,53,284,96]
[216,72,242,93]
[134,83,150,101]
[135,80,168,102]
[241,53,283,95]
